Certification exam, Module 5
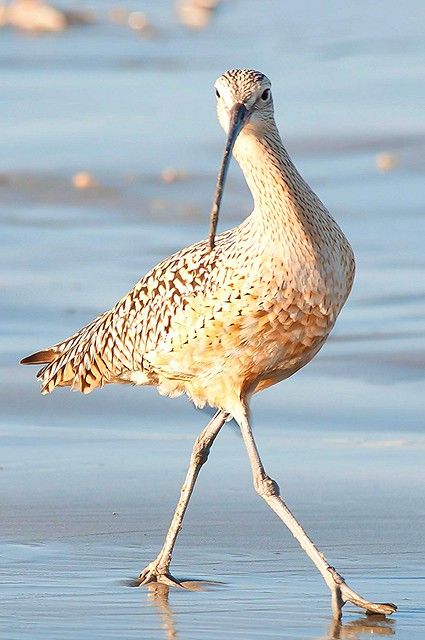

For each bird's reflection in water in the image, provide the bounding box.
[147,584,179,640]
[146,583,395,640]
[325,614,395,639]
[146,580,206,640]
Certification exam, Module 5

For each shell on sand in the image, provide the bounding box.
[72,172,97,190]
[176,0,220,29]
[375,152,399,173]
[2,0,92,32]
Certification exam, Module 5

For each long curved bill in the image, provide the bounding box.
[208,103,249,250]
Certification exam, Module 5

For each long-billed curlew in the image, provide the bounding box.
[21,69,396,619]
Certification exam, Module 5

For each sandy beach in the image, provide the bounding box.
[1,1,425,638]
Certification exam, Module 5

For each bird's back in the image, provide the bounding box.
[22,225,256,396]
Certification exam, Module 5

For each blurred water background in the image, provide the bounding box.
[1,1,425,638]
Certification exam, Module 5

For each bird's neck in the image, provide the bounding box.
[233,121,331,240]
[232,120,355,301]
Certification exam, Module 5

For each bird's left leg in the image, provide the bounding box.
[136,409,228,587]
[235,407,397,619]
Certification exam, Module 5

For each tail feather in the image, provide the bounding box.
[20,346,80,394]
[20,349,59,365]
[20,307,137,395]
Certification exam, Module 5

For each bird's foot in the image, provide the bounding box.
[328,566,397,619]
[135,561,184,588]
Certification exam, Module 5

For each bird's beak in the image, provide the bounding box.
[208,103,249,249]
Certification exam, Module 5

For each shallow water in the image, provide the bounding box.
[2,426,424,639]
[1,1,425,638]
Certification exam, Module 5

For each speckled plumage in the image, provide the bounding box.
[22,69,355,420]
[20,71,398,618]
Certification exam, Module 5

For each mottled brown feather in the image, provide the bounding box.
[21,69,355,418]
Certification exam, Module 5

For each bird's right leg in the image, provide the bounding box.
[236,407,397,619]
[136,409,228,587]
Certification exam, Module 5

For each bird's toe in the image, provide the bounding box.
[136,563,184,588]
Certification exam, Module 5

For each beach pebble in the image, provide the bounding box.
[1,0,93,32]
[161,167,187,183]
[5,0,66,31]
[72,172,97,190]
[128,11,148,31]
[128,10,155,37]
[176,0,220,29]
[375,152,399,172]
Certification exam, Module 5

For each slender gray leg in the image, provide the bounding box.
[137,410,228,587]
[236,407,397,619]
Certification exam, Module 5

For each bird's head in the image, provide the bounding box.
[214,69,273,138]
[208,69,273,249]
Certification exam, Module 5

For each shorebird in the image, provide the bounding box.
[21,69,396,619]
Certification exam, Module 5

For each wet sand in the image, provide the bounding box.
[1,1,425,638]
[1,418,424,638]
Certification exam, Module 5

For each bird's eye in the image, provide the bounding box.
[215,88,221,99]
[261,88,270,101]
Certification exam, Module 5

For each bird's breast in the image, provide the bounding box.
[136,225,354,413]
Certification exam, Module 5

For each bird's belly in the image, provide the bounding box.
[236,296,334,394]
[142,289,336,412]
